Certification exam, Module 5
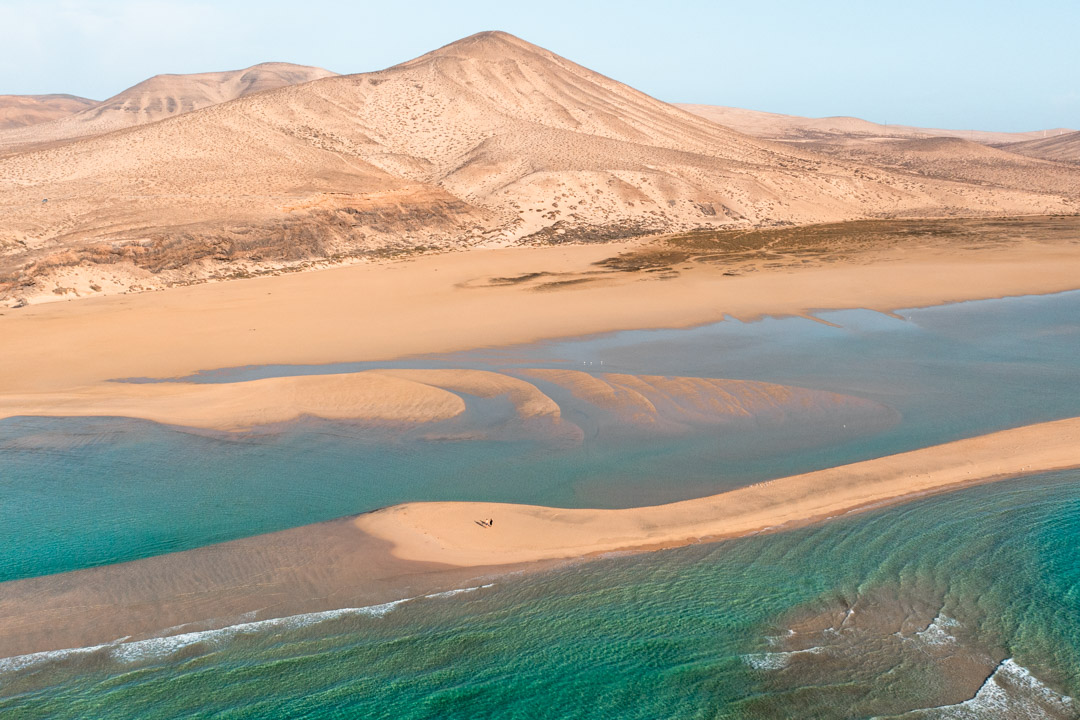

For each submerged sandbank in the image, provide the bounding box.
[0,368,889,431]
[357,417,1080,566]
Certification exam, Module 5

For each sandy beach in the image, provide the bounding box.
[357,417,1080,566]
[2,237,1080,397]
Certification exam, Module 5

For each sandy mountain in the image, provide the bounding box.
[0,94,98,130]
[0,62,338,152]
[1,31,1078,305]
[790,135,1080,199]
[998,131,1080,165]
[678,104,1072,144]
[681,104,1080,199]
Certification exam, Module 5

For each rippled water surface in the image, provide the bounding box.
[1,291,1079,717]
[3,472,1078,718]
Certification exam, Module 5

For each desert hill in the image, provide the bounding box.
[1,31,1078,306]
[678,104,1072,144]
[0,94,98,130]
[680,104,1080,199]
[0,62,338,153]
[998,131,1080,165]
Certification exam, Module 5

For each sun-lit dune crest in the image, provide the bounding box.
[3,31,1079,305]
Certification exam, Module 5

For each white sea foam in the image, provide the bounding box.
[742,646,824,671]
[874,658,1075,718]
[0,641,121,675]
[0,583,494,677]
[424,583,495,599]
[913,613,960,647]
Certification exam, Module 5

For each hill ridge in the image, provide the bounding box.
[0,31,1077,306]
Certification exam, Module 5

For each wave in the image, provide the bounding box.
[875,658,1076,718]
[742,645,825,671]
[912,613,960,647]
[0,583,494,678]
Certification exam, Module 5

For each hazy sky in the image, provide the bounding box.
[1,0,1077,131]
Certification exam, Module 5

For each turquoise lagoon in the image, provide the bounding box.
[1,291,1079,717]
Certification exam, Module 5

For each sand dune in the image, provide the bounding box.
[357,417,1080,566]
[2,32,1078,305]
[0,62,337,153]
[0,94,97,130]
[998,131,1080,165]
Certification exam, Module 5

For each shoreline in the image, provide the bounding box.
[356,417,1080,567]
[2,238,1080,395]
[2,418,1077,658]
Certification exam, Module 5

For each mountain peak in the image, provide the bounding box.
[401,30,555,67]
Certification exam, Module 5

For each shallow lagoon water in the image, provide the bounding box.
[3,291,1080,583]
[1,291,1080,716]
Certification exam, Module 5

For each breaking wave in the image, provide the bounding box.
[0,583,494,678]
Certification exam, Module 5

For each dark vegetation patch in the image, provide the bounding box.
[594,216,1080,276]
[533,277,600,291]
[520,220,664,245]
[486,272,554,286]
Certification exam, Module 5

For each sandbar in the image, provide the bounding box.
[357,417,1080,566]
[0,371,467,430]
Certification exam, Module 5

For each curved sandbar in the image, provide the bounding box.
[0,368,891,433]
[0,372,467,430]
[357,417,1080,566]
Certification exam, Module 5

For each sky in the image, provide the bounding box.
[0,0,1077,132]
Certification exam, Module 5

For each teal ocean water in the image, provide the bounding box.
[2,471,1078,718]
[1,291,1079,716]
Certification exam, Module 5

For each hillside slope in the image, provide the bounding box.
[0,94,98,130]
[0,62,338,152]
[678,103,1072,144]
[1,32,1078,305]
[998,131,1080,165]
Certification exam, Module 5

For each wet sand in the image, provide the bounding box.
[0,371,466,430]
[0,515,565,659]
[2,239,1080,396]
[357,417,1080,566]
[2,418,1077,659]
[0,368,889,432]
